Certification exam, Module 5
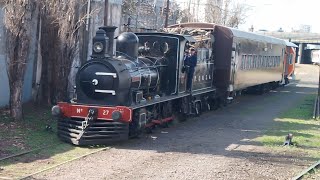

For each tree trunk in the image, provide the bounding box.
[4,0,38,121]
[9,80,24,121]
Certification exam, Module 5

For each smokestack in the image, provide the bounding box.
[99,26,117,56]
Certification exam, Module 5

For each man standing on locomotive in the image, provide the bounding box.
[184,48,197,92]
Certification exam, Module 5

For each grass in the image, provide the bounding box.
[253,95,320,159]
[0,104,61,155]
[0,104,107,179]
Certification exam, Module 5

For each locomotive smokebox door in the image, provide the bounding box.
[92,29,109,58]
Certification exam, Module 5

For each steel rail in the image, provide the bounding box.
[292,160,320,180]
[0,143,61,162]
[313,96,317,119]
[0,145,110,179]
[19,147,110,180]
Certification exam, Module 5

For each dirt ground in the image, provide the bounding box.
[32,64,319,180]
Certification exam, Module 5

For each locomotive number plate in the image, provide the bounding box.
[58,103,132,122]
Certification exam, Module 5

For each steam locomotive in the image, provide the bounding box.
[52,23,297,145]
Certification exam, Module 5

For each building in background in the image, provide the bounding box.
[292,24,312,33]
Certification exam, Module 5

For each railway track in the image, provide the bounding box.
[292,160,320,180]
[0,144,60,162]
[0,144,110,180]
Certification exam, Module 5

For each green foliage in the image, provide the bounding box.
[0,105,106,179]
[0,105,57,155]
[254,95,320,159]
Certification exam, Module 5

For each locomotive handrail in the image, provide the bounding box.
[115,51,136,61]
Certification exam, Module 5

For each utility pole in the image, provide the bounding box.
[136,0,140,31]
[104,0,109,26]
[188,0,191,22]
[164,0,170,27]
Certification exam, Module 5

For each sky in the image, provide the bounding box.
[174,0,320,33]
[237,0,320,33]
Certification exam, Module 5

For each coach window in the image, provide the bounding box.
[242,55,246,70]
[254,55,258,69]
[197,48,203,64]
[241,55,243,70]
[289,54,293,64]
[273,56,275,67]
[251,55,254,69]
[258,55,262,69]
[273,56,276,67]
[246,55,249,70]
[247,55,251,69]
[246,55,250,69]
[265,56,268,67]
[269,56,271,67]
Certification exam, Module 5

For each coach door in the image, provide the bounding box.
[284,47,289,75]
[229,42,237,91]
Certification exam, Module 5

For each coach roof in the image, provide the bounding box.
[167,22,286,45]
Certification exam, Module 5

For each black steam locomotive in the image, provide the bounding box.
[52,23,290,145]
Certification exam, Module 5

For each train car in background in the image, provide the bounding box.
[167,23,287,98]
[284,41,298,83]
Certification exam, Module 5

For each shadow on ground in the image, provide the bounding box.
[113,82,319,166]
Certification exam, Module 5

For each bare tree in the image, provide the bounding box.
[122,0,137,16]
[205,0,248,28]
[225,1,249,28]
[4,0,38,121]
[38,0,86,104]
[205,0,223,24]
[177,9,193,23]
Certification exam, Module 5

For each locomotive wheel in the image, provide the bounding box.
[220,97,227,107]
[174,112,187,122]
[160,122,169,128]
[285,77,289,84]
[211,98,219,110]
[129,128,142,139]
[145,127,153,134]
[207,102,211,111]
[195,102,201,117]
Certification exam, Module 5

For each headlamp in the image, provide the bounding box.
[93,42,104,53]
[52,105,62,117]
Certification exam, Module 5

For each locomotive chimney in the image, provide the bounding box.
[99,26,117,56]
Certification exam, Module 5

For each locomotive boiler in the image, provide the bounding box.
[76,27,166,107]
